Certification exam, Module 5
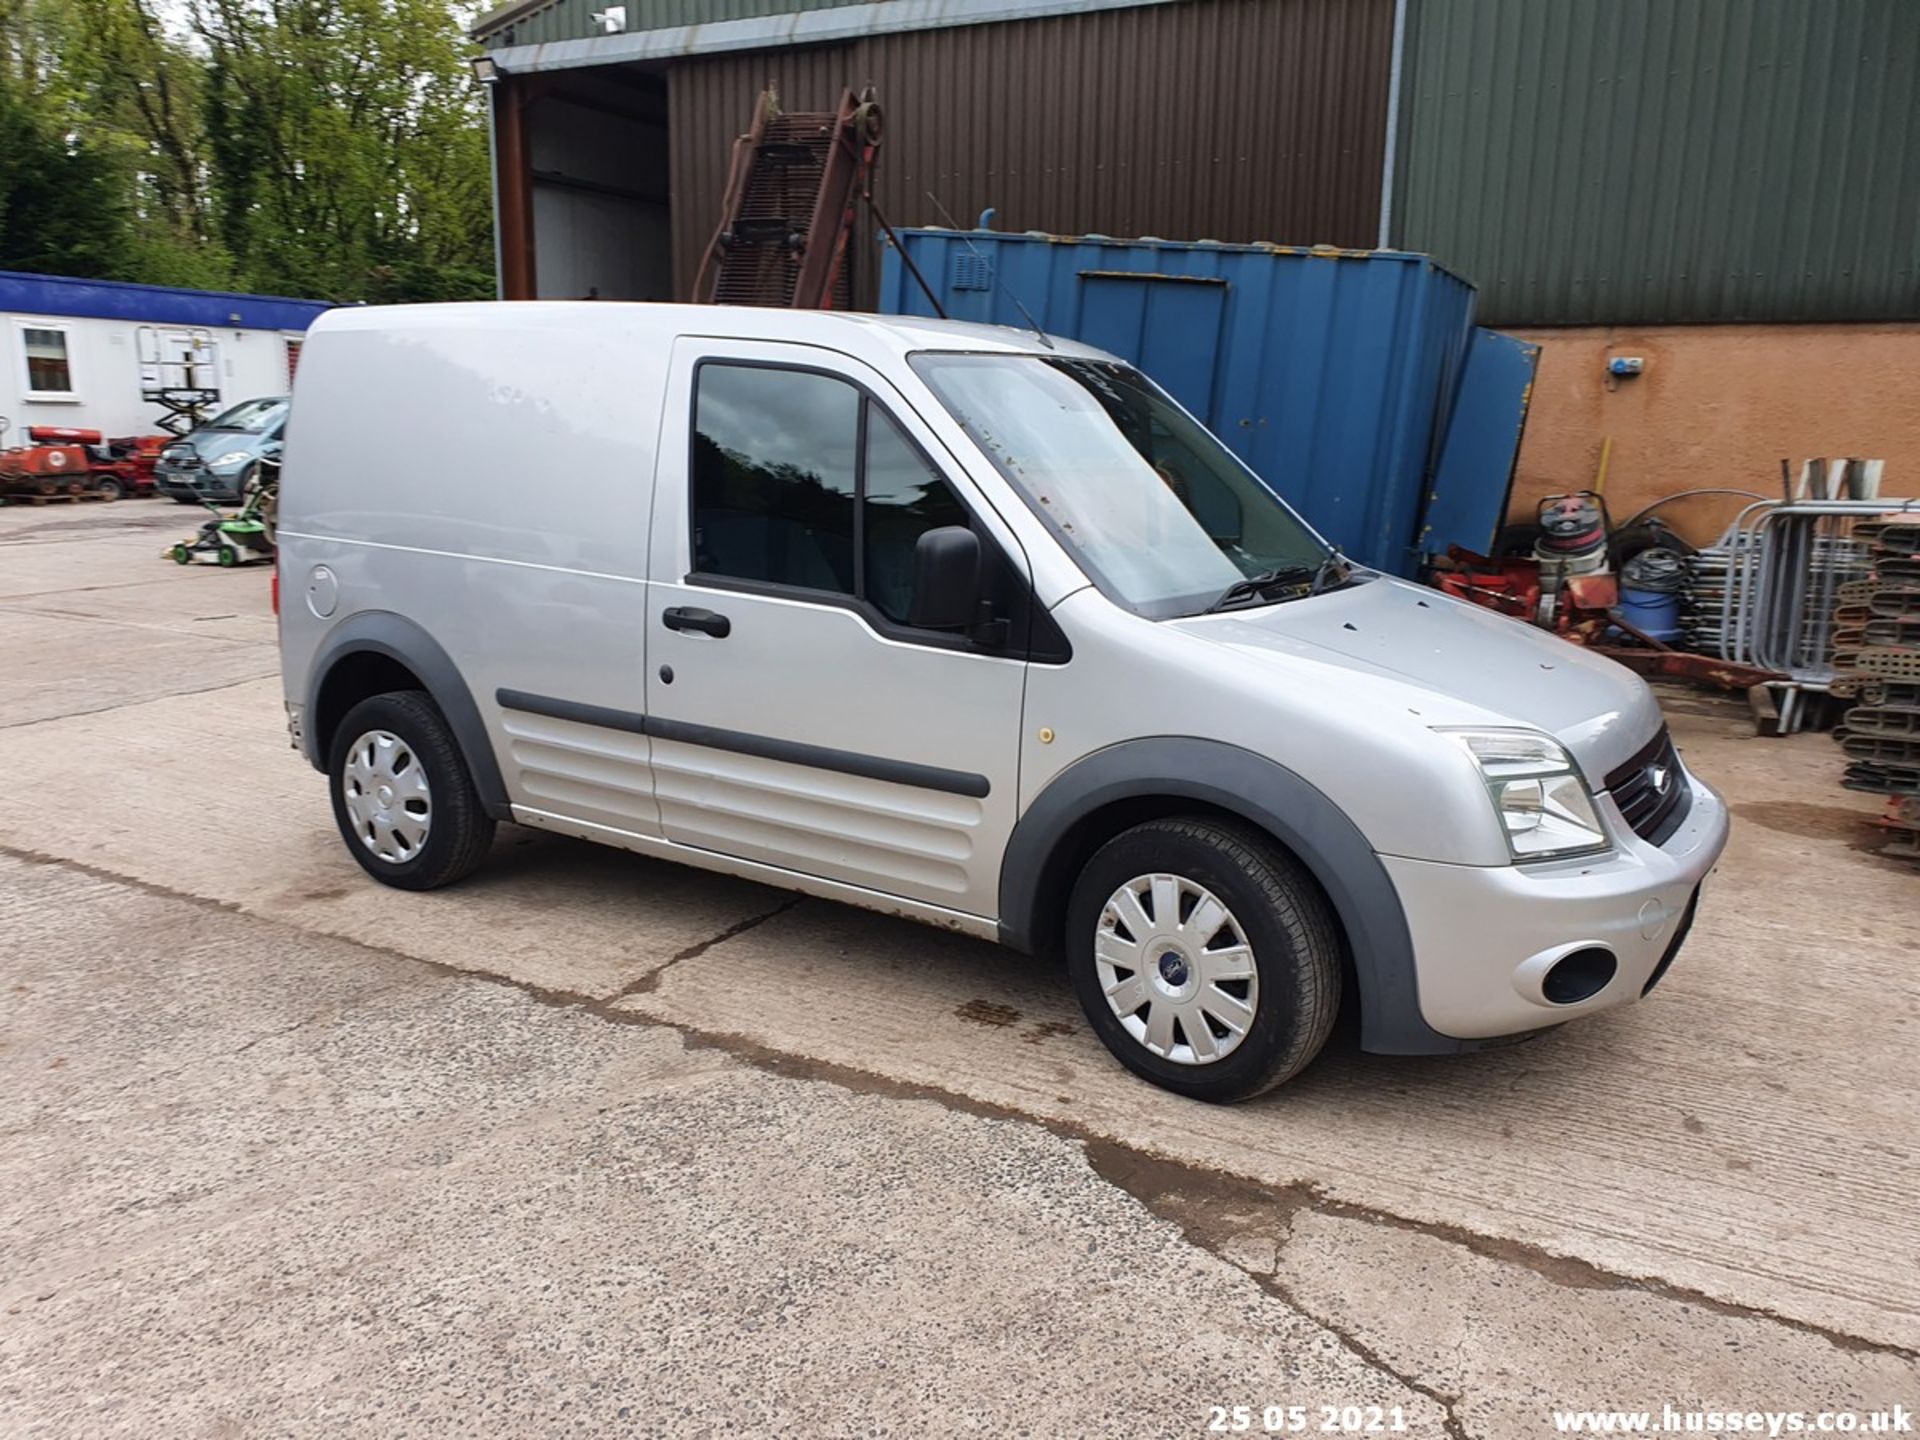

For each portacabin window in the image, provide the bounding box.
[20,324,76,398]
[691,362,972,626]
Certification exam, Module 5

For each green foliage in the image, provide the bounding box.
[0,0,493,303]
[0,81,134,276]
[0,0,128,275]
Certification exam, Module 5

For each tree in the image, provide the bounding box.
[195,0,492,301]
[0,0,493,302]
[0,91,134,277]
[0,0,133,276]
[63,0,231,287]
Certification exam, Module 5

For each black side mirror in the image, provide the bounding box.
[908,525,980,630]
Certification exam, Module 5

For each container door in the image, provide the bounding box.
[1417,327,1541,563]
[643,337,1030,922]
[1076,272,1228,421]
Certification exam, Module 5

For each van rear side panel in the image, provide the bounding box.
[280,305,667,835]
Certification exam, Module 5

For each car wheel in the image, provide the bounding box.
[95,476,124,500]
[1066,817,1341,1102]
[328,691,496,891]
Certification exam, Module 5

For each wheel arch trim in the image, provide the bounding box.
[303,611,511,820]
[998,737,1461,1055]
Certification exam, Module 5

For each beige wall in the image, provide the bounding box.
[1504,323,1920,544]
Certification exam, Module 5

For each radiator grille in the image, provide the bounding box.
[1605,726,1692,847]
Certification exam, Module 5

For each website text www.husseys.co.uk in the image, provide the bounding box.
[1551,1405,1912,1435]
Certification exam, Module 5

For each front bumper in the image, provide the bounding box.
[155,467,245,502]
[1381,768,1729,1040]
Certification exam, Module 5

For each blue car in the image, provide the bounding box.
[154,396,289,505]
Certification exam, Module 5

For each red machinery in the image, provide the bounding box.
[98,433,168,497]
[1435,491,1617,634]
[0,424,91,500]
[1433,490,1780,691]
[1433,550,1544,620]
[0,423,164,500]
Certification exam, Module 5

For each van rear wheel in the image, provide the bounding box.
[328,690,495,890]
[1065,817,1341,1102]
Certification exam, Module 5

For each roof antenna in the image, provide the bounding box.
[923,190,1052,349]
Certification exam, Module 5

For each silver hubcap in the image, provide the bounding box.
[341,729,431,864]
[1096,873,1258,1066]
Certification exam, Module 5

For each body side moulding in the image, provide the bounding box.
[495,687,992,798]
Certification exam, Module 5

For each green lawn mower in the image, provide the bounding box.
[167,465,278,568]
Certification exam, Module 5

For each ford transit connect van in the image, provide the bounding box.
[278,303,1727,1101]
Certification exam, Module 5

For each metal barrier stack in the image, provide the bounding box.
[1684,498,1920,732]
[1833,517,1920,861]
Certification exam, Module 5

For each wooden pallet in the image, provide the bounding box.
[1,490,110,506]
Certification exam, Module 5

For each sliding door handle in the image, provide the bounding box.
[662,606,731,638]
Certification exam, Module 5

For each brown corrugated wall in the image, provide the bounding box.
[667,0,1394,305]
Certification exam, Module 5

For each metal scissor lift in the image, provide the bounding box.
[137,327,222,436]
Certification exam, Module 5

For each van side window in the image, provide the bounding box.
[693,365,859,594]
[862,407,970,623]
[691,362,972,628]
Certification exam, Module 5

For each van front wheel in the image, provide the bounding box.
[1065,818,1341,1102]
[328,690,495,891]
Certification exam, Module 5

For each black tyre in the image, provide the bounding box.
[95,476,124,500]
[1608,520,1696,571]
[1066,817,1341,1102]
[327,690,495,891]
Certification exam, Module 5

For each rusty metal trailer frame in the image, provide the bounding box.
[692,86,882,310]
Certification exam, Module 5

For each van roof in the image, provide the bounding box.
[307,301,1113,363]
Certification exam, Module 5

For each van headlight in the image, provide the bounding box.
[208,450,254,471]
[1442,728,1610,861]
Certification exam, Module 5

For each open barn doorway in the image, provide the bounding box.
[494,66,672,302]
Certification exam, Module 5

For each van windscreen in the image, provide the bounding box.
[911,354,1330,618]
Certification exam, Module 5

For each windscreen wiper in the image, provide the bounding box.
[1204,565,1314,613]
[1205,550,1354,614]
[1308,548,1352,596]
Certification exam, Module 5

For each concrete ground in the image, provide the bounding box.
[1,498,1916,1437]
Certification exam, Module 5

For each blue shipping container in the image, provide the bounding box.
[877,230,1524,576]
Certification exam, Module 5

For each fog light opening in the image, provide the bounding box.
[1541,946,1617,1005]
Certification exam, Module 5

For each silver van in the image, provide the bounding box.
[277,303,1727,1101]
